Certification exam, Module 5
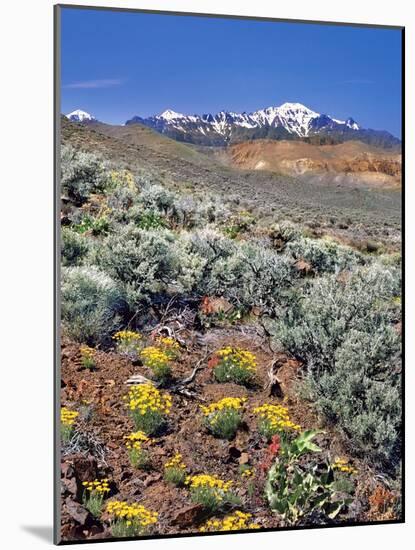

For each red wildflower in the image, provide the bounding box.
[268,435,280,456]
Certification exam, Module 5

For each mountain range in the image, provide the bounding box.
[66,102,400,149]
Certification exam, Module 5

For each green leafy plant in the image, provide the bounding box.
[265,430,353,525]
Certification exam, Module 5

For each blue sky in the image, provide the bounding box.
[60,7,402,137]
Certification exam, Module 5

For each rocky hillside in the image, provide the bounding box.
[224,140,401,186]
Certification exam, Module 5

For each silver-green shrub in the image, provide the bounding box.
[271,263,401,470]
[61,145,110,205]
[307,328,401,468]
[61,266,125,345]
[206,241,293,311]
[95,225,180,305]
[61,227,89,266]
[285,236,363,274]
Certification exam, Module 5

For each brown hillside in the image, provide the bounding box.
[226,140,401,186]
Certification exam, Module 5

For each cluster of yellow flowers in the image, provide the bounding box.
[80,345,94,359]
[113,330,142,346]
[82,479,110,495]
[241,468,253,478]
[61,407,79,427]
[199,511,260,532]
[185,474,233,492]
[106,500,158,527]
[125,384,172,415]
[164,452,186,470]
[332,458,358,475]
[253,403,301,432]
[110,169,136,192]
[124,431,151,451]
[156,336,180,351]
[141,346,170,369]
[217,347,257,373]
[200,397,246,417]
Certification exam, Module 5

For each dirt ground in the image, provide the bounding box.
[60,325,397,541]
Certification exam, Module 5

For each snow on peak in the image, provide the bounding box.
[277,102,319,117]
[66,109,95,122]
[158,109,185,120]
[346,117,360,130]
[127,102,362,140]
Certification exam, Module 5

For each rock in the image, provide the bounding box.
[66,454,99,483]
[62,476,78,496]
[65,499,91,525]
[143,473,162,487]
[61,462,75,478]
[239,452,250,465]
[171,504,205,527]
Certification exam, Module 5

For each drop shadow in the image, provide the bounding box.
[21,525,54,543]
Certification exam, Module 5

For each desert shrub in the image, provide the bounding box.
[195,195,231,226]
[61,227,89,266]
[272,264,400,373]
[206,241,293,311]
[138,184,176,214]
[177,229,235,292]
[169,195,199,228]
[306,329,401,469]
[285,236,362,274]
[61,266,126,345]
[107,185,136,213]
[268,221,304,249]
[271,264,401,470]
[95,225,180,306]
[61,145,110,205]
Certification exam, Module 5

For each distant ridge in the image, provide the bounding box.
[64,102,400,149]
[125,102,399,149]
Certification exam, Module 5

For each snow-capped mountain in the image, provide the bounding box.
[125,102,362,145]
[66,109,96,122]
